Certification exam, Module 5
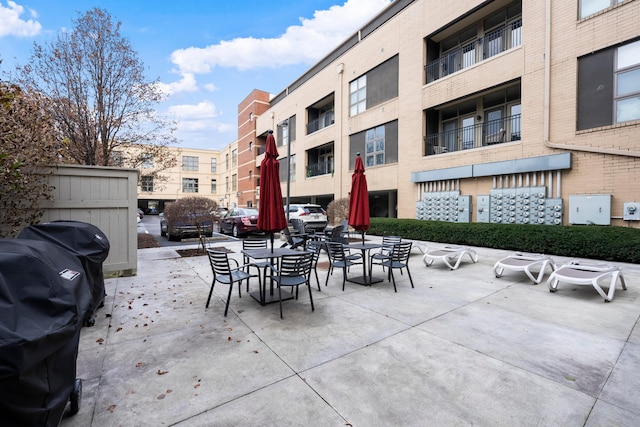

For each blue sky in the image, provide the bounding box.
[0,0,391,150]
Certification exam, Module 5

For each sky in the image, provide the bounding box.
[0,0,392,150]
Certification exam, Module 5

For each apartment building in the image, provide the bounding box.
[243,0,640,228]
[137,145,233,214]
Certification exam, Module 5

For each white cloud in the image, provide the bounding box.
[168,100,220,120]
[155,72,198,96]
[165,100,235,147]
[169,0,391,78]
[0,1,41,37]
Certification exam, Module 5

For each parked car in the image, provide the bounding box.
[212,207,229,222]
[137,208,144,219]
[159,212,213,241]
[219,208,260,238]
[285,204,327,231]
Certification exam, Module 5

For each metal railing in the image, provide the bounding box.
[306,110,335,135]
[425,19,522,84]
[306,160,333,178]
[424,114,521,155]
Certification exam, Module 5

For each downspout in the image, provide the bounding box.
[543,0,640,158]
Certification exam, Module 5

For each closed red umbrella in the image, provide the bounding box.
[348,153,370,244]
[257,130,288,251]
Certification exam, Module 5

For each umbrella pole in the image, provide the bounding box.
[270,233,274,252]
[361,230,365,244]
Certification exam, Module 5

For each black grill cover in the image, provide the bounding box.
[0,238,90,426]
[18,221,110,325]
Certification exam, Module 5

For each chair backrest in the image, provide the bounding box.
[278,252,313,278]
[282,227,296,246]
[326,241,348,262]
[291,218,307,234]
[328,225,346,243]
[243,239,268,250]
[338,219,349,239]
[390,241,412,263]
[382,236,402,246]
[380,236,402,254]
[207,250,232,276]
[306,240,322,266]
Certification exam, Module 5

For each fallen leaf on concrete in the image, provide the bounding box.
[157,394,165,400]
[157,369,169,375]
[107,404,116,412]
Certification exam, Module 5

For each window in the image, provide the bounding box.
[615,40,640,123]
[211,179,217,193]
[182,156,198,171]
[578,39,640,130]
[290,155,296,182]
[226,153,229,170]
[231,174,237,192]
[141,176,154,192]
[349,75,367,116]
[211,158,217,173]
[365,125,385,167]
[579,0,623,19]
[182,178,199,193]
[232,149,238,167]
[141,153,153,169]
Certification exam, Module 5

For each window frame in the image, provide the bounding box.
[182,178,199,193]
[365,125,385,167]
[614,40,640,124]
[182,156,199,171]
[141,175,154,192]
[349,75,367,116]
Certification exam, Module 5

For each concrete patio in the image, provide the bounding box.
[61,236,640,426]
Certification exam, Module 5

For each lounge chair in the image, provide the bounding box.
[547,261,627,302]
[493,253,556,284]
[422,245,478,270]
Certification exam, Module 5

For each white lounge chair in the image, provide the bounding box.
[493,253,556,284]
[546,261,627,302]
[423,245,478,270]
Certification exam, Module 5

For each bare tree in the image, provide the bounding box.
[14,7,177,180]
[163,197,218,252]
[0,80,63,237]
[326,197,350,225]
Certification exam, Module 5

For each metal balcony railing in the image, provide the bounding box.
[425,19,522,83]
[424,114,521,155]
[306,160,334,178]
[306,110,335,135]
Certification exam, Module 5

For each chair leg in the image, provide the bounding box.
[278,284,284,319]
[389,268,397,292]
[206,281,216,308]
[307,281,315,312]
[342,266,347,291]
[406,266,414,288]
[224,283,234,316]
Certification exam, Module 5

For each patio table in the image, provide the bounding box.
[343,242,383,286]
[241,247,301,305]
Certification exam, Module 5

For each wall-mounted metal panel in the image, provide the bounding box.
[477,195,490,223]
[568,194,611,225]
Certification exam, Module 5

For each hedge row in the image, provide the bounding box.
[368,218,640,264]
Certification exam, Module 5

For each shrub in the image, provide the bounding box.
[368,218,640,264]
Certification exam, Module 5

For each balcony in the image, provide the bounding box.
[306,160,333,178]
[425,114,521,155]
[425,19,522,84]
[306,110,335,135]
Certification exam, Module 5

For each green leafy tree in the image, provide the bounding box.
[14,7,177,181]
[0,80,62,237]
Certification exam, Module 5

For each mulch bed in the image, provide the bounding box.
[176,246,233,257]
[137,233,160,249]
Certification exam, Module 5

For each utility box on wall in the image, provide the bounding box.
[569,194,611,225]
[623,202,640,221]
